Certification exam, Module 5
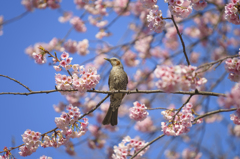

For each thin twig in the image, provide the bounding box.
[171,15,190,66]
[196,54,240,73]
[0,74,32,92]
[0,11,29,26]
[194,108,237,121]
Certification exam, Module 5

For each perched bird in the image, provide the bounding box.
[102,57,128,126]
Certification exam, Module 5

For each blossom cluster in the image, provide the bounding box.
[154,65,207,92]
[135,117,156,133]
[26,38,64,64]
[112,136,149,159]
[19,129,41,157]
[225,0,240,25]
[225,57,240,82]
[42,105,88,148]
[70,17,87,32]
[63,39,89,55]
[165,0,207,18]
[218,84,240,125]
[55,67,100,93]
[161,103,202,136]
[230,109,240,125]
[122,50,140,67]
[21,0,61,11]
[129,101,149,121]
[167,0,193,18]
[146,5,166,33]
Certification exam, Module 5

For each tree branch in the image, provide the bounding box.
[0,89,226,97]
[0,74,32,92]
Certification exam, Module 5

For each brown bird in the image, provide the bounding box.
[102,57,128,126]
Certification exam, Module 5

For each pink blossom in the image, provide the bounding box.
[154,65,207,92]
[161,103,201,136]
[53,102,67,113]
[147,5,166,33]
[122,50,140,67]
[96,30,109,39]
[19,129,41,157]
[113,0,130,15]
[129,101,149,121]
[140,0,157,8]
[190,52,200,63]
[58,11,72,23]
[74,0,88,9]
[167,0,193,18]
[77,39,89,55]
[94,54,108,68]
[135,117,156,132]
[192,0,207,11]
[21,0,61,10]
[225,2,240,25]
[225,57,240,82]
[32,52,47,64]
[95,0,108,16]
[130,1,145,16]
[134,34,153,58]
[70,17,87,32]
[112,136,149,158]
[230,109,240,125]
[64,40,78,53]
[21,0,35,11]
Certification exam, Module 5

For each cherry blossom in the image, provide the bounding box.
[166,0,193,18]
[112,136,149,159]
[154,65,207,92]
[147,5,166,33]
[77,39,89,55]
[161,103,202,136]
[122,50,140,67]
[64,39,78,53]
[129,101,149,121]
[58,11,72,23]
[225,57,240,82]
[70,17,87,32]
[230,108,240,125]
[140,0,157,9]
[19,129,41,157]
[135,117,156,132]
[225,1,240,25]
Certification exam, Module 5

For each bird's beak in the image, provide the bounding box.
[104,58,110,62]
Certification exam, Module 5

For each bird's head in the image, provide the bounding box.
[104,57,123,68]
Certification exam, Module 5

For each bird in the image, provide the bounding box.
[102,57,128,126]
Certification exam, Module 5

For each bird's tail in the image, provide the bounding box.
[102,99,121,126]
